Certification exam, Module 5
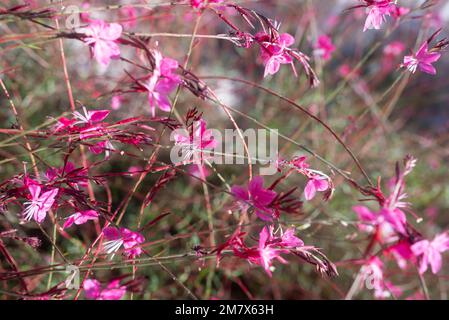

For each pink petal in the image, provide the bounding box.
[314,178,329,192]
[102,23,123,41]
[304,179,317,200]
[88,110,110,122]
[429,249,442,274]
[103,227,121,240]
[353,205,376,222]
[83,279,101,299]
[63,216,75,229]
[419,63,437,75]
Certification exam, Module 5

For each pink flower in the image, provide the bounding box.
[353,205,406,240]
[23,182,58,223]
[304,176,329,201]
[143,51,181,116]
[73,107,110,125]
[174,119,217,161]
[314,35,335,61]
[385,240,414,269]
[363,1,396,32]
[103,227,145,258]
[256,32,296,77]
[84,278,126,300]
[382,41,405,70]
[403,42,441,75]
[190,0,223,9]
[231,176,277,221]
[257,226,289,276]
[411,232,449,274]
[63,210,99,229]
[81,20,122,66]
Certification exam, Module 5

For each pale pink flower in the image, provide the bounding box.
[403,42,441,75]
[411,232,449,274]
[81,20,122,66]
[382,41,405,70]
[84,278,126,300]
[23,182,58,223]
[231,176,277,221]
[103,227,145,258]
[363,1,396,32]
[256,32,296,77]
[314,35,335,61]
[304,176,329,201]
[143,51,181,116]
[63,210,99,229]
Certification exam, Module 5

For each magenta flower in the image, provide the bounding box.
[403,42,441,75]
[81,20,122,66]
[190,0,223,9]
[174,119,217,161]
[63,210,99,229]
[23,182,58,223]
[143,51,181,116]
[73,107,110,126]
[231,176,277,221]
[256,32,296,77]
[411,232,449,274]
[103,227,145,258]
[304,176,329,201]
[257,226,289,276]
[363,1,396,32]
[84,278,126,300]
[353,205,406,240]
[232,226,305,277]
[385,240,414,270]
[314,35,335,61]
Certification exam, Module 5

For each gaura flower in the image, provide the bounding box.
[232,226,305,277]
[143,50,181,117]
[81,20,122,66]
[403,42,441,75]
[304,176,329,201]
[84,278,126,300]
[256,32,296,77]
[190,0,223,9]
[103,227,145,258]
[314,35,335,61]
[23,181,58,223]
[231,176,277,221]
[363,1,396,32]
[353,205,406,241]
[411,232,449,274]
[173,119,217,162]
[63,210,99,229]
